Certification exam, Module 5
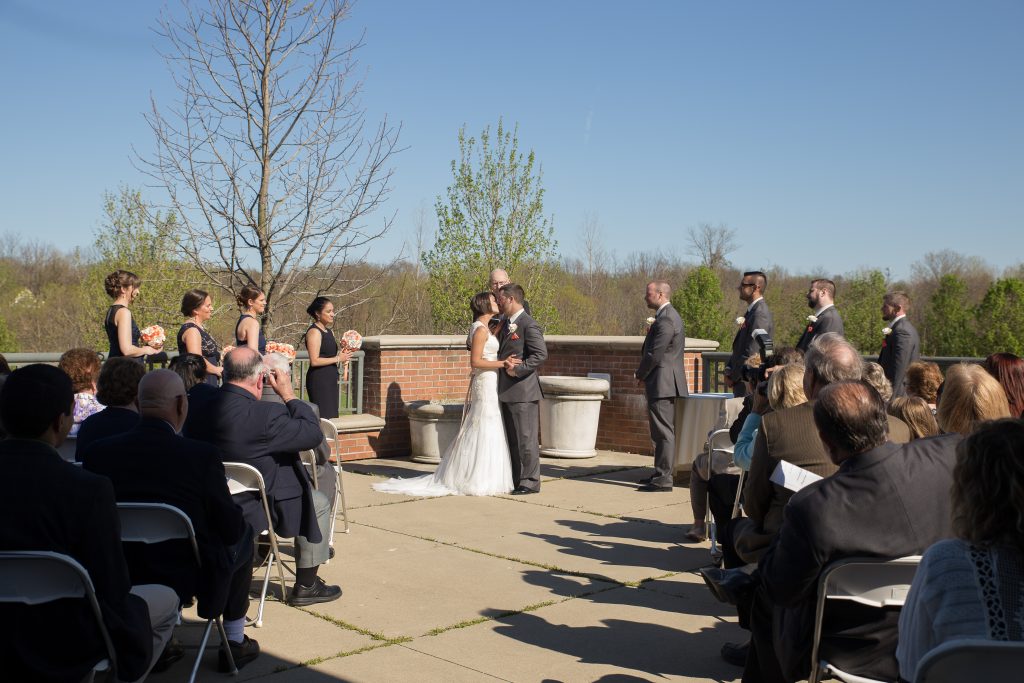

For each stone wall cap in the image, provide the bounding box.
[361,334,719,352]
[539,375,611,395]
[404,400,466,418]
[333,414,386,433]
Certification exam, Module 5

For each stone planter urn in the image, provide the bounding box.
[538,375,611,459]
[405,400,465,464]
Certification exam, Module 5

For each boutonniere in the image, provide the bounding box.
[736,316,745,327]
[508,323,518,334]
[807,314,818,324]
[882,327,893,336]
[645,316,655,326]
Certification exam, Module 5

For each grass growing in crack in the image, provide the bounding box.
[423,599,562,636]
[302,609,411,644]
[296,642,401,668]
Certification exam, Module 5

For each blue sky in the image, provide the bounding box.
[1,0,1021,281]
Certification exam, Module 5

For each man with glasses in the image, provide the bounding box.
[490,268,530,315]
[725,272,774,397]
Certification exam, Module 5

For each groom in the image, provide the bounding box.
[496,284,548,495]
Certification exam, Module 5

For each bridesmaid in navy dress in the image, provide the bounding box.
[234,284,267,354]
[176,288,222,385]
[304,296,353,419]
[103,269,163,361]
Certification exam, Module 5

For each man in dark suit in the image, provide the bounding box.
[747,382,959,683]
[188,347,340,606]
[877,291,920,398]
[496,283,548,494]
[795,278,844,352]
[490,268,531,316]
[725,271,774,397]
[634,281,689,492]
[0,364,178,683]
[82,369,260,672]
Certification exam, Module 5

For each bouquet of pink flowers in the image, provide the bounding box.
[265,341,296,360]
[340,329,363,351]
[139,324,166,347]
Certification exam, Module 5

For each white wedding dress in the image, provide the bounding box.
[372,321,514,497]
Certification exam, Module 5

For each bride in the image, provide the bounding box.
[373,292,519,497]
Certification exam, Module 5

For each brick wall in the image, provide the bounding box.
[339,335,717,460]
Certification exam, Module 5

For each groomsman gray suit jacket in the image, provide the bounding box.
[726,298,774,384]
[636,304,689,400]
[877,316,920,398]
[796,305,845,352]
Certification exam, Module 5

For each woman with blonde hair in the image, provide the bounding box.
[936,363,1012,435]
[897,419,1024,681]
[886,396,939,440]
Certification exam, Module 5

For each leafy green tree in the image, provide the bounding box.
[424,120,558,333]
[838,269,888,354]
[83,188,201,349]
[923,274,978,356]
[974,278,1024,356]
[672,266,728,346]
[0,313,16,353]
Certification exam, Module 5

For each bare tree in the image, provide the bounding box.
[576,211,607,297]
[141,0,400,330]
[686,222,737,271]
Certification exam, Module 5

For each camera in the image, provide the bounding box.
[741,329,775,385]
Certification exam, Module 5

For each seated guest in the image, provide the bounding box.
[76,356,145,459]
[82,369,259,672]
[862,361,893,403]
[58,348,105,437]
[0,364,178,682]
[897,419,1024,681]
[188,347,341,605]
[936,363,1012,435]
[259,351,294,403]
[887,396,939,440]
[748,381,960,683]
[169,352,208,392]
[982,352,1024,417]
[904,360,943,412]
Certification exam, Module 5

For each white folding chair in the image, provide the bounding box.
[808,555,921,683]
[223,462,292,628]
[299,449,319,489]
[0,550,116,682]
[704,428,734,559]
[116,502,237,680]
[319,418,350,536]
[914,638,1024,683]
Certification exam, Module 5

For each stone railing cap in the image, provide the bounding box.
[405,400,465,418]
[362,334,719,352]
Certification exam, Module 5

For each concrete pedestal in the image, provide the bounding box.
[539,376,611,459]
[405,401,464,464]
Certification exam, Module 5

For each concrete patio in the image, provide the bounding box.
[151,452,743,682]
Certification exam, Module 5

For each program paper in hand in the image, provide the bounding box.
[770,460,824,493]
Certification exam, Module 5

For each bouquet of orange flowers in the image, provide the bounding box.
[140,324,166,347]
[265,341,296,360]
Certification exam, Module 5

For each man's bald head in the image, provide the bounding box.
[137,369,188,431]
[813,381,889,464]
[804,332,863,399]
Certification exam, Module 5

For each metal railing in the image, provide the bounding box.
[700,351,983,393]
[1,350,365,415]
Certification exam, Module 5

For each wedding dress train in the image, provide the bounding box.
[372,321,514,497]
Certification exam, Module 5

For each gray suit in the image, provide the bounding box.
[877,317,920,398]
[796,305,844,352]
[498,310,548,491]
[636,304,688,487]
[726,298,774,395]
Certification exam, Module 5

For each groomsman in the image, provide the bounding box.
[878,292,920,397]
[796,278,844,352]
[635,281,688,492]
[724,271,774,397]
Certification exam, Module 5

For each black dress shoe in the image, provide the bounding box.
[152,637,185,673]
[637,475,655,485]
[288,577,343,606]
[219,634,260,672]
[510,486,538,495]
[720,640,749,667]
[636,483,672,492]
